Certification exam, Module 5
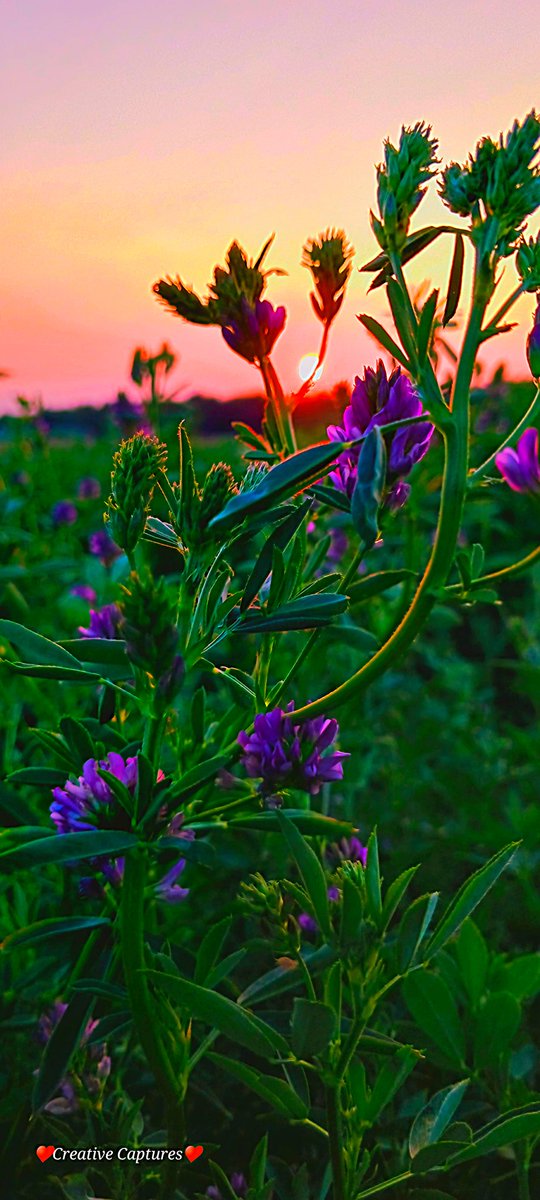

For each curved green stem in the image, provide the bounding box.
[291,298,485,721]
[445,544,540,593]
[326,1083,347,1200]
[470,384,540,480]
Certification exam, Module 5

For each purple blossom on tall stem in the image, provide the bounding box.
[222,298,286,364]
[496,428,540,494]
[71,584,97,603]
[326,835,368,868]
[238,702,348,796]
[51,499,78,526]
[78,602,123,639]
[327,361,433,509]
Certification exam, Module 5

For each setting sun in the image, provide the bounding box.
[298,353,323,383]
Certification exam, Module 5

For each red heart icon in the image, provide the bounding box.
[185,1145,204,1163]
[36,1146,55,1163]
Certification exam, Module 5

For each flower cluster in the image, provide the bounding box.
[373,122,439,251]
[36,1002,110,1115]
[238,703,348,796]
[79,602,123,639]
[77,476,101,500]
[222,297,286,364]
[105,432,168,554]
[88,528,121,564]
[51,500,78,526]
[50,753,193,901]
[302,229,354,326]
[327,361,433,509]
[496,428,540,495]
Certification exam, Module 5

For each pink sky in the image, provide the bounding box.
[1,0,539,411]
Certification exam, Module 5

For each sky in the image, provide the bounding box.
[1,0,539,411]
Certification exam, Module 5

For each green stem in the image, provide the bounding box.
[326,1083,347,1200]
[291,296,486,721]
[445,544,540,593]
[354,1170,413,1198]
[516,1141,531,1200]
[142,713,164,770]
[120,849,185,1146]
[470,384,540,480]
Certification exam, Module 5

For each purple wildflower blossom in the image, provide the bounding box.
[51,499,78,526]
[77,476,101,499]
[88,528,121,564]
[299,886,340,934]
[327,361,433,506]
[527,299,540,379]
[495,428,540,494]
[36,1003,109,1115]
[71,584,97,603]
[222,298,286,364]
[207,1172,248,1200]
[238,702,348,796]
[326,835,368,868]
[78,602,123,639]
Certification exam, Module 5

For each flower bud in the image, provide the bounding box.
[105,433,167,554]
[302,229,354,326]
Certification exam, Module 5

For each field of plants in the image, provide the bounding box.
[1,115,539,1200]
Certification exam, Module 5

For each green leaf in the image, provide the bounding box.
[361,226,452,278]
[3,662,100,682]
[161,755,228,806]
[417,289,439,365]
[228,810,359,837]
[448,1103,540,1165]
[240,592,347,633]
[8,767,68,787]
[456,920,488,1007]
[425,842,519,959]
[366,1044,419,1121]
[398,893,439,970]
[2,916,110,951]
[350,428,386,550]
[291,998,336,1058]
[382,865,420,929]
[409,1080,469,1158]
[496,953,540,1000]
[195,917,232,986]
[473,992,521,1069]
[277,812,331,937]
[411,1140,469,1173]
[60,716,96,765]
[364,828,382,924]
[1,830,139,869]
[143,971,289,1059]
[442,233,465,327]
[0,619,81,668]
[154,836,215,866]
[348,569,416,604]
[209,442,345,532]
[387,278,417,360]
[33,990,96,1110]
[207,1053,308,1119]
[241,500,311,612]
[357,314,409,368]
[403,971,466,1067]
[59,639,128,665]
[238,946,336,1007]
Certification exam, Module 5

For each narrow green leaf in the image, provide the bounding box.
[1,830,139,869]
[207,1052,308,1119]
[365,828,382,923]
[241,501,311,612]
[2,916,110,952]
[348,569,416,604]
[277,813,331,937]
[0,619,81,668]
[3,662,100,682]
[8,767,68,787]
[455,920,488,1007]
[382,865,420,929]
[144,971,289,1059]
[417,289,439,365]
[442,233,465,327]
[448,1104,540,1166]
[425,842,519,959]
[59,639,128,665]
[229,811,359,837]
[209,442,345,532]
[398,893,439,970]
[473,992,521,1069]
[366,1045,419,1122]
[357,314,409,368]
[195,917,232,986]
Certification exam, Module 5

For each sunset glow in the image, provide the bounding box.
[1,1,539,410]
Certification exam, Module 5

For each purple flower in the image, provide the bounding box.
[207,1172,247,1200]
[36,1003,109,1115]
[77,476,101,499]
[299,886,340,934]
[71,584,97,603]
[88,528,121,564]
[327,361,434,503]
[78,602,123,639]
[496,427,540,494]
[222,298,286,364]
[51,499,78,526]
[50,752,138,835]
[326,836,368,868]
[238,703,348,796]
[155,859,189,904]
[527,299,540,379]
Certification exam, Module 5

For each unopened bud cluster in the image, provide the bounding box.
[302,229,354,326]
[373,122,439,252]
[105,434,167,553]
[120,571,178,681]
[517,233,540,292]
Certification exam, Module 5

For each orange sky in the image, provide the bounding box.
[1,0,539,411]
